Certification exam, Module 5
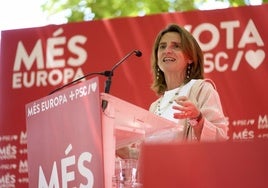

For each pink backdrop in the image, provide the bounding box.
[1,4,268,187]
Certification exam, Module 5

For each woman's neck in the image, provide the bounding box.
[165,73,185,91]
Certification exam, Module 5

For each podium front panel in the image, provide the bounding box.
[26,77,104,188]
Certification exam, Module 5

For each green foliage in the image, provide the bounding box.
[41,0,267,23]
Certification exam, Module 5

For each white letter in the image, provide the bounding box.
[258,115,268,129]
[78,152,94,188]
[63,68,74,84]
[238,19,264,48]
[61,155,75,188]
[221,20,240,49]
[12,72,22,88]
[67,35,87,67]
[36,70,48,87]
[46,28,66,68]
[192,23,219,51]
[13,40,44,71]
[23,71,35,88]
[48,69,63,86]
[215,52,228,72]
[204,53,214,73]
[38,162,59,188]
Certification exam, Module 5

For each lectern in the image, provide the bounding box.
[26,77,177,187]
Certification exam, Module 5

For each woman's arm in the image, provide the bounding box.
[191,80,229,141]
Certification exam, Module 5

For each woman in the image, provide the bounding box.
[148,24,229,142]
[115,25,229,186]
[116,24,228,159]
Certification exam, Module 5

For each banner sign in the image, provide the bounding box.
[0,4,268,187]
[26,77,103,188]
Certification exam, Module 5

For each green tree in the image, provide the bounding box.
[42,0,268,22]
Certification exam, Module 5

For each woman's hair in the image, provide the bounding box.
[151,24,204,95]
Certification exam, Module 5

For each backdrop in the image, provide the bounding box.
[1,4,268,187]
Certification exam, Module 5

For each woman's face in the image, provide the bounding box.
[157,32,188,74]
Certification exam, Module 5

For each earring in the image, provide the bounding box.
[157,68,160,80]
[186,64,191,79]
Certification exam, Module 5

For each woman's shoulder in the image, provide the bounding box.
[192,78,217,90]
[188,79,218,98]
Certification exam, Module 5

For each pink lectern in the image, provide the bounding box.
[26,76,177,188]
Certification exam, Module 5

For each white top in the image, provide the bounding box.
[155,79,197,123]
[148,79,229,142]
[146,80,197,143]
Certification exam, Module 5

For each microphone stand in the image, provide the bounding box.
[48,50,142,110]
[103,50,138,94]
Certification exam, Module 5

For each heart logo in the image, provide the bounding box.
[91,82,97,92]
[249,119,255,125]
[245,49,265,69]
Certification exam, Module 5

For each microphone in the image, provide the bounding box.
[134,50,142,57]
[109,50,142,74]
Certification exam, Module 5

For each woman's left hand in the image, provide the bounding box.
[173,96,200,119]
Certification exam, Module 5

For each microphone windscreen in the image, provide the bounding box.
[134,50,142,57]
